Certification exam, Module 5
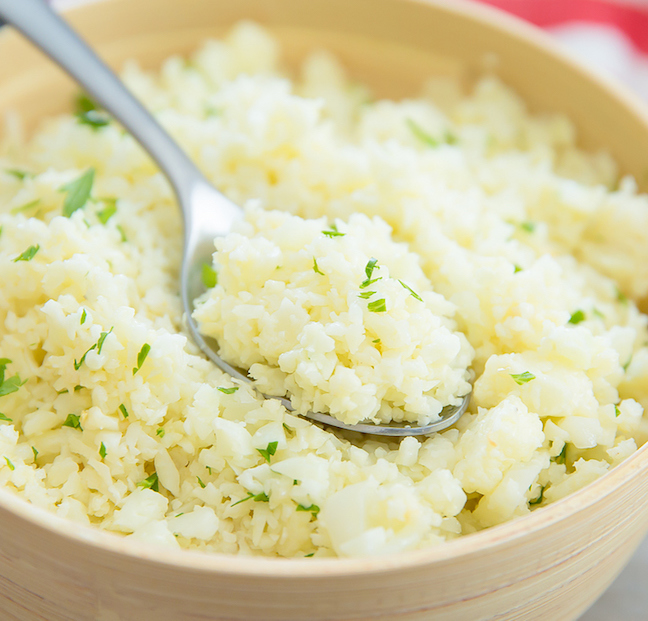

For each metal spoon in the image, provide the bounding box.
[0,0,471,436]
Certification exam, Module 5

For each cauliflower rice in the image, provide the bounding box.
[1,22,648,558]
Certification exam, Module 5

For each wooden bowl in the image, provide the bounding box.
[1,1,648,619]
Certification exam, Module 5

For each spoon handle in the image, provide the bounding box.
[0,0,204,204]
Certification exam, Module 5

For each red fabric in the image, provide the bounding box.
[479,0,648,53]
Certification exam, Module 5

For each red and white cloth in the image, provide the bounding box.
[478,0,648,101]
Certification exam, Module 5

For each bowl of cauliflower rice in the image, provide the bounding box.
[2,0,648,619]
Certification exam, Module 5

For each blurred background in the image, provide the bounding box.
[0,0,647,619]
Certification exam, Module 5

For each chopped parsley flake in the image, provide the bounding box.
[520,221,536,233]
[117,224,127,242]
[4,457,14,471]
[510,371,535,385]
[119,404,129,418]
[31,446,38,460]
[97,202,117,224]
[514,264,523,273]
[305,552,315,557]
[312,257,324,275]
[60,168,95,218]
[63,413,82,430]
[615,404,621,417]
[202,263,218,288]
[99,442,107,459]
[76,110,110,129]
[372,338,381,344]
[197,476,206,489]
[399,280,423,302]
[217,386,238,394]
[156,428,165,438]
[296,503,320,516]
[75,92,99,114]
[257,441,278,464]
[358,291,376,299]
[367,298,387,313]
[80,309,87,325]
[13,244,40,262]
[359,277,381,289]
[11,199,40,215]
[616,287,628,305]
[137,472,159,492]
[554,444,567,465]
[406,118,439,147]
[97,328,113,355]
[0,413,12,422]
[282,422,293,434]
[365,258,378,280]
[132,343,151,376]
[231,491,270,507]
[322,223,345,238]
[5,168,31,180]
[74,385,83,392]
[0,359,26,398]
[529,485,545,506]
[568,310,585,325]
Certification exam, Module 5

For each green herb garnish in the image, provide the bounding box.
[365,258,378,280]
[296,503,320,516]
[80,309,87,325]
[520,221,535,233]
[568,310,585,325]
[615,404,621,417]
[156,428,165,438]
[197,476,206,489]
[97,202,117,224]
[99,442,107,459]
[217,386,238,394]
[359,277,381,289]
[282,423,293,434]
[529,485,545,506]
[554,444,567,465]
[4,457,14,471]
[514,264,523,273]
[367,298,387,313]
[257,441,278,464]
[399,280,423,302]
[312,257,324,276]
[406,118,439,147]
[202,263,218,288]
[119,404,129,418]
[31,446,38,460]
[13,244,40,262]
[372,338,381,344]
[5,169,31,180]
[322,223,345,238]
[231,491,270,507]
[11,199,40,215]
[137,472,159,492]
[63,413,82,430]
[117,224,127,242]
[132,343,151,376]
[358,291,376,299]
[0,413,12,422]
[75,92,99,114]
[96,327,113,355]
[510,371,535,385]
[616,287,628,305]
[305,552,315,557]
[76,110,110,129]
[0,359,25,398]
[61,168,95,218]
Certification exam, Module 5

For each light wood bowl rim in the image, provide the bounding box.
[1,0,647,578]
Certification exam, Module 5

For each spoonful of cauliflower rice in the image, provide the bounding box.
[0,0,472,436]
